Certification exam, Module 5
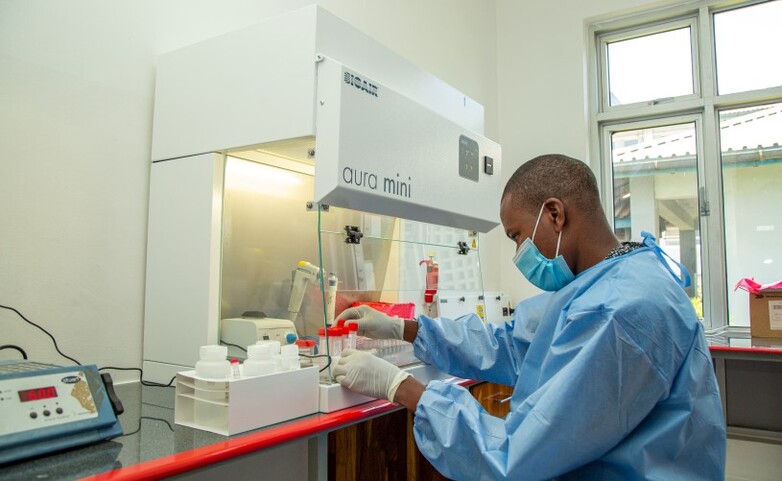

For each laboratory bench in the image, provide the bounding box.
[2,338,781,481]
[0,376,489,481]
[706,329,782,442]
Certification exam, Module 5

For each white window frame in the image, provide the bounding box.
[599,16,701,112]
[602,114,716,328]
[588,0,782,333]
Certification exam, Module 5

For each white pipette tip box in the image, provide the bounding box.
[174,366,319,436]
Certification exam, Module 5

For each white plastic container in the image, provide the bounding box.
[280,344,301,371]
[175,366,319,436]
[244,343,278,377]
[346,322,358,350]
[229,359,241,379]
[191,376,229,429]
[256,340,282,371]
[295,339,315,368]
[327,327,343,357]
[194,396,228,429]
[195,345,230,379]
[318,328,328,356]
[325,273,338,325]
[256,339,281,354]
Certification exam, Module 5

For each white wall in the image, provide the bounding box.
[0,0,498,380]
[494,0,667,304]
[0,1,158,377]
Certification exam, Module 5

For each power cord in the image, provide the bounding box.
[1,303,174,387]
[0,304,81,365]
[0,344,29,360]
[219,339,247,353]
[99,367,176,388]
[1,302,326,384]
[120,416,175,438]
[319,357,332,373]
[298,353,333,373]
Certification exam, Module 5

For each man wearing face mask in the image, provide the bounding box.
[334,154,726,480]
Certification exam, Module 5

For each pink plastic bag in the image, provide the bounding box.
[734,278,782,294]
[351,301,416,319]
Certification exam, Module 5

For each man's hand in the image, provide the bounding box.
[332,349,411,402]
[336,305,404,340]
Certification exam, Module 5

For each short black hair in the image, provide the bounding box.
[502,154,601,213]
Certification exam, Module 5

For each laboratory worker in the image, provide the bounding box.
[334,154,726,480]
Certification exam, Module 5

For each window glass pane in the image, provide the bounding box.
[714,1,782,95]
[611,123,703,318]
[721,103,782,326]
[607,28,694,106]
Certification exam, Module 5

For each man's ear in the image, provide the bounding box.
[542,197,566,233]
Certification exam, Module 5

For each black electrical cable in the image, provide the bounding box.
[319,356,332,373]
[219,339,247,353]
[0,303,175,387]
[296,353,333,373]
[0,304,81,365]
[0,344,28,360]
[120,416,175,438]
[98,367,176,388]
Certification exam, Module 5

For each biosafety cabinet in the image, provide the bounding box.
[143,6,505,383]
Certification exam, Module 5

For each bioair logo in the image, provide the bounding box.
[343,71,379,98]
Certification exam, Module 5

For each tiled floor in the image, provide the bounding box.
[726,437,782,481]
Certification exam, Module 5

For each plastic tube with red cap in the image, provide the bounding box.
[346,322,358,350]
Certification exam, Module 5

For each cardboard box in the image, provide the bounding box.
[749,289,782,339]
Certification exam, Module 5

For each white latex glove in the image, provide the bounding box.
[332,349,411,403]
[337,305,404,340]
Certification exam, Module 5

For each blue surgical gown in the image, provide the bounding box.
[412,246,726,480]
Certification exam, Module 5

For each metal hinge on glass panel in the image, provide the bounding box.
[306,202,330,212]
[457,241,470,255]
[468,230,479,249]
[344,225,363,244]
[648,97,674,106]
[698,186,710,217]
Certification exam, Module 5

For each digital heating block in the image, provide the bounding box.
[0,361,123,465]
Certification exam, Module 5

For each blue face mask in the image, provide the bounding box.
[513,203,575,291]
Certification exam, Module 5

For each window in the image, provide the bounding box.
[720,102,782,326]
[610,121,703,316]
[591,0,782,331]
[606,26,695,106]
[714,1,782,95]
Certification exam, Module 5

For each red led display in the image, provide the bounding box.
[18,386,58,402]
